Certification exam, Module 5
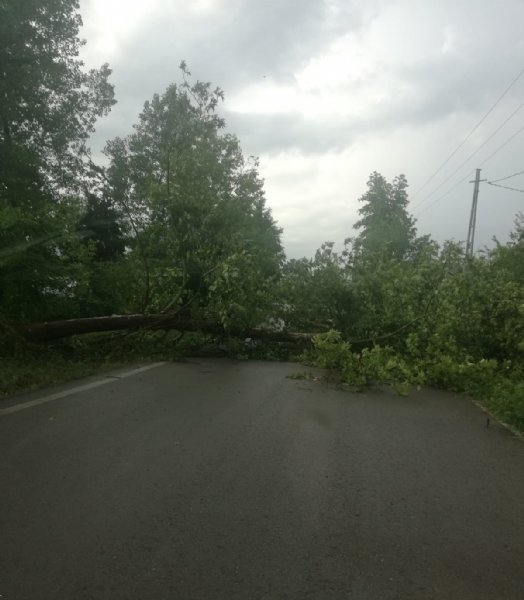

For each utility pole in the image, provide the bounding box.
[465,168,486,259]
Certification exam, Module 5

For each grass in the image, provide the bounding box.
[0,354,127,398]
[470,379,524,436]
[0,330,193,399]
[0,330,298,399]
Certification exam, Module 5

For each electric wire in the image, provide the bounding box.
[412,102,524,211]
[487,182,524,193]
[416,124,524,216]
[478,122,524,167]
[489,169,524,183]
[410,65,524,200]
[415,170,475,216]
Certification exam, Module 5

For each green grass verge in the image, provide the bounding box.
[0,331,196,399]
[0,330,297,399]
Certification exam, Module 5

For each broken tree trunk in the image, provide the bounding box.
[15,314,315,344]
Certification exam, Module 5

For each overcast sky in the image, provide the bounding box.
[79,0,524,258]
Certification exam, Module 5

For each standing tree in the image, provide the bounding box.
[346,172,426,346]
[104,64,284,326]
[352,172,416,263]
[0,0,115,320]
[0,0,115,192]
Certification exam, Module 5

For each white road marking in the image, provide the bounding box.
[0,362,166,417]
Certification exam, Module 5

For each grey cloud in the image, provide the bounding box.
[222,44,524,157]
[86,0,524,156]
[395,55,524,124]
[86,0,364,152]
[110,0,363,92]
[81,0,524,257]
[223,0,524,156]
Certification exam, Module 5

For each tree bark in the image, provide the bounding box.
[15,314,315,344]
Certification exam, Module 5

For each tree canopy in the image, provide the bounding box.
[103,65,284,325]
[0,0,115,321]
[0,0,115,192]
[352,171,416,262]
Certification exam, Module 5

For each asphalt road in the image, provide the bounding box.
[1,359,523,600]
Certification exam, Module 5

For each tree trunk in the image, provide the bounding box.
[15,314,315,344]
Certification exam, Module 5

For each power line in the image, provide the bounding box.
[415,170,475,216]
[488,169,524,183]
[411,102,524,211]
[410,64,524,200]
[415,125,524,216]
[478,122,524,167]
[487,181,524,193]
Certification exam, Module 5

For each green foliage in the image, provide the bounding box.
[352,172,416,263]
[278,242,353,334]
[491,212,524,284]
[207,250,280,329]
[0,0,115,191]
[307,330,423,393]
[0,0,115,322]
[482,379,524,430]
[103,65,283,321]
[308,329,523,428]
[0,329,201,398]
[78,194,127,262]
[0,195,96,321]
[285,175,524,431]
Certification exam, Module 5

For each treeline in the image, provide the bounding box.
[0,2,282,330]
[1,1,523,430]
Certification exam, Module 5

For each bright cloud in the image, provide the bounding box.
[80,0,160,64]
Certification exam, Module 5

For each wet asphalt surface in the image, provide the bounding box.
[1,359,523,600]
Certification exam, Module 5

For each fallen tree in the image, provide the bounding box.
[15,314,315,344]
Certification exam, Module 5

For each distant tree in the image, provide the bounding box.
[352,172,416,262]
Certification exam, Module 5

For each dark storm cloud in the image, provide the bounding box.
[396,52,524,123]
[87,5,524,161]
[110,0,362,93]
[86,0,524,158]
[81,0,524,255]
[85,0,363,151]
